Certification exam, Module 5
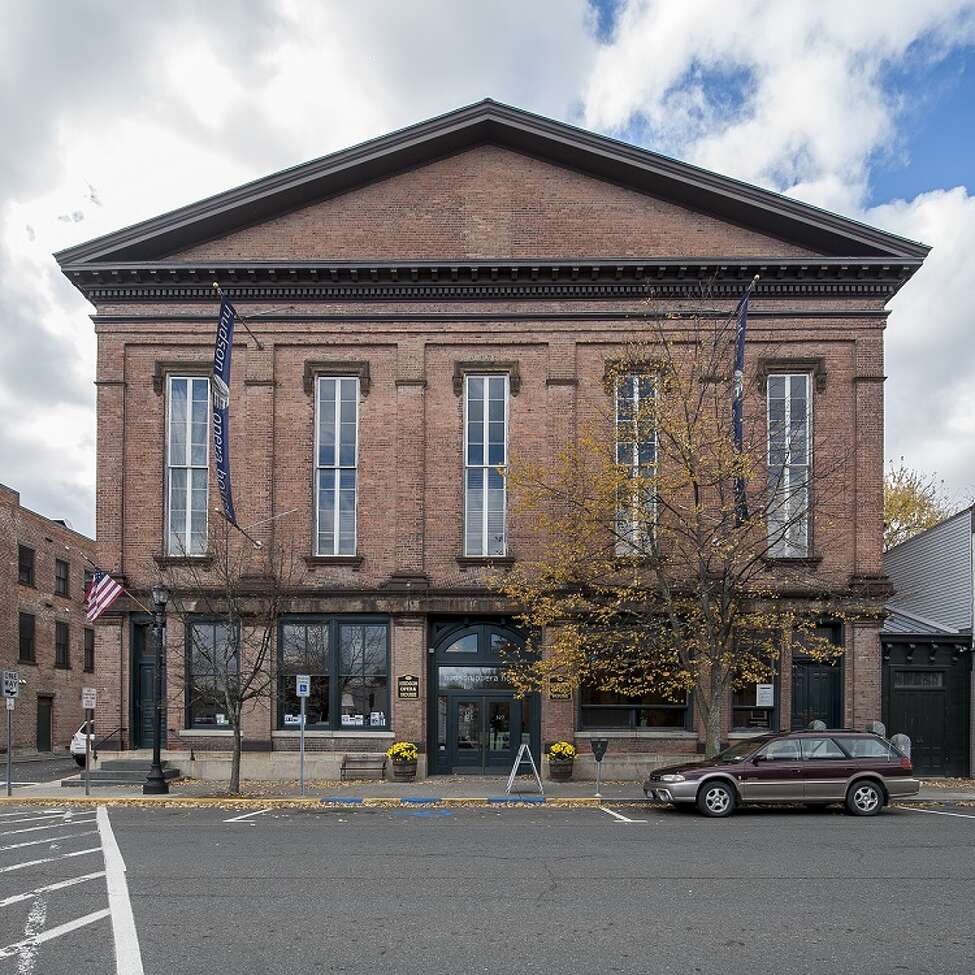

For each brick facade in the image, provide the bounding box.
[0,484,96,754]
[56,103,926,780]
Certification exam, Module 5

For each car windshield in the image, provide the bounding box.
[715,738,774,762]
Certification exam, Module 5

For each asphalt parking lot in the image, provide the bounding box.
[0,801,973,974]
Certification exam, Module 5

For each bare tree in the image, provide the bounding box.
[160,519,300,793]
[494,296,860,757]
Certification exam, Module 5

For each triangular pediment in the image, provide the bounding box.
[55,99,929,267]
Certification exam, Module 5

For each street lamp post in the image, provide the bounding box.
[143,584,170,795]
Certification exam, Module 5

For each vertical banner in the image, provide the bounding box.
[731,288,751,523]
[212,297,238,525]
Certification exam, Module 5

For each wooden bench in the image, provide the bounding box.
[340,753,387,781]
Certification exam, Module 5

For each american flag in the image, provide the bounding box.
[84,569,124,623]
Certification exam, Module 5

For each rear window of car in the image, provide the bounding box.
[843,737,896,759]
[800,737,846,760]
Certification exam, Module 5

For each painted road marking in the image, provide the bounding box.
[0,909,110,961]
[223,808,271,823]
[1,819,95,837]
[599,806,648,824]
[17,894,47,974]
[0,814,71,827]
[0,871,106,909]
[0,811,63,820]
[0,848,100,874]
[0,830,98,854]
[900,806,975,820]
[97,806,145,975]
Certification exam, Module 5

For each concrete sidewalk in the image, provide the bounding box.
[8,773,975,804]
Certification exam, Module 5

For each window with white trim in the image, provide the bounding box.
[464,374,508,556]
[166,376,210,556]
[615,373,656,552]
[767,373,810,557]
[315,377,359,556]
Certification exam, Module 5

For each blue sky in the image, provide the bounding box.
[1,0,974,534]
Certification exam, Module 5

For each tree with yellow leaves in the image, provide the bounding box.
[883,458,956,550]
[494,297,860,757]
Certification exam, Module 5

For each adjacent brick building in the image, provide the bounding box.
[54,101,928,779]
[0,484,96,755]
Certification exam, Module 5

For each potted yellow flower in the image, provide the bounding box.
[548,740,576,781]
[386,741,419,782]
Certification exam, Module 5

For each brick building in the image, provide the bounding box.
[54,101,928,779]
[1,484,96,755]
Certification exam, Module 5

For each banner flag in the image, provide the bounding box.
[732,287,751,523]
[212,297,238,526]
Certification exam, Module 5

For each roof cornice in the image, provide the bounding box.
[54,100,930,268]
[60,256,921,305]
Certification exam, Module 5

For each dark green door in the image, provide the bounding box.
[448,694,518,773]
[36,697,52,751]
[132,623,164,749]
[791,660,842,730]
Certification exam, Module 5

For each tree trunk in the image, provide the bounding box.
[230,723,242,795]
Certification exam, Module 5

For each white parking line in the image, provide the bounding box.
[0,814,71,827]
[0,830,98,854]
[0,811,63,820]
[1,819,95,837]
[17,895,46,973]
[900,805,975,820]
[0,848,100,874]
[599,806,648,824]
[0,872,106,909]
[223,808,271,823]
[0,909,110,960]
[97,806,145,974]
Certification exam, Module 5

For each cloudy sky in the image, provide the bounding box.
[1,0,974,537]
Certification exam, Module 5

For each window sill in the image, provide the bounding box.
[456,556,516,568]
[304,556,364,568]
[179,728,234,737]
[54,665,71,671]
[17,659,37,667]
[574,730,697,740]
[154,554,214,568]
[17,582,36,589]
[730,730,774,738]
[271,730,396,739]
[763,555,823,567]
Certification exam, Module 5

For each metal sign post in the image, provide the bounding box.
[3,671,20,798]
[590,738,609,799]
[82,688,96,798]
[296,675,310,797]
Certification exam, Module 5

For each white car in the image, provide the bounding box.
[69,723,95,767]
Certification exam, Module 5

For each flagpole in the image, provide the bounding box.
[216,509,263,549]
[81,553,156,616]
[211,282,265,350]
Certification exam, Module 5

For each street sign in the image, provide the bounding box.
[82,687,97,709]
[4,698,13,712]
[295,675,310,698]
[590,738,609,763]
[2,671,19,699]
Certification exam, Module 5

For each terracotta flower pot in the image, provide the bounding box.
[391,759,417,782]
[549,757,574,782]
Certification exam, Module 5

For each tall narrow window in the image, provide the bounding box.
[84,628,95,673]
[166,376,210,556]
[186,620,239,729]
[464,374,508,556]
[767,373,811,557]
[18,613,35,663]
[315,377,359,556]
[615,374,656,552]
[55,559,70,597]
[55,621,70,669]
[18,546,34,587]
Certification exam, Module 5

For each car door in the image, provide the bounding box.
[799,736,854,800]
[737,738,803,800]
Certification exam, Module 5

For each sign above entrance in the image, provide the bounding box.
[397,674,420,699]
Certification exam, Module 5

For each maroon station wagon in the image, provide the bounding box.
[643,730,919,817]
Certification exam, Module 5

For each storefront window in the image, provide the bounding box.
[186,621,238,729]
[579,687,688,730]
[732,683,775,730]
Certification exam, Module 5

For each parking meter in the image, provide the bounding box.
[591,738,609,798]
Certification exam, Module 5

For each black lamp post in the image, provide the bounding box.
[143,584,170,795]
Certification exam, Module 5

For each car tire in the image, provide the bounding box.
[73,755,85,768]
[697,780,736,818]
[846,780,884,816]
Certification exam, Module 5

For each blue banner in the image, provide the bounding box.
[212,297,237,525]
[732,290,750,523]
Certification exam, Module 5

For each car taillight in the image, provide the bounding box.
[899,757,912,771]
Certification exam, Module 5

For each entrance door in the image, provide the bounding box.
[36,697,52,752]
[132,623,164,749]
[889,669,950,775]
[792,660,842,730]
[448,695,517,773]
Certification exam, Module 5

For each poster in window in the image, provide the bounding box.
[755,683,774,708]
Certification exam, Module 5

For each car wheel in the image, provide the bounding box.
[73,755,85,768]
[846,780,884,816]
[697,781,736,818]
